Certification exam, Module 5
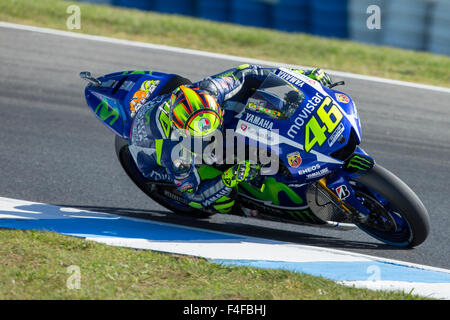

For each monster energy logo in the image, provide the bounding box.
[347,155,373,171]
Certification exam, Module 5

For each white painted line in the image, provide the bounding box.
[88,237,372,263]
[1,21,449,94]
[0,195,449,273]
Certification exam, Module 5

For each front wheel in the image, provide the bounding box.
[352,164,430,247]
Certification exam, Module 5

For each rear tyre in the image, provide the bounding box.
[353,164,430,247]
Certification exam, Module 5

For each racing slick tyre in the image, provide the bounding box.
[353,164,430,247]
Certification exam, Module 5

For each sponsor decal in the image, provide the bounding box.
[328,122,345,147]
[239,177,304,207]
[247,98,281,118]
[306,167,330,180]
[130,90,147,110]
[203,187,232,207]
[275,70,305,88]
[140,79,159,92]
[147,170,171,181]
[287,151,302,168]
[163,189,189,204]
[298,164,330,179]
[336,184,350,200]
[179,182,194,193]
[244,112,274,130]
[94,98,119,126]
[288,183,307,188]
[298,164,321,176]
[130,80,160,117]
[304,96,344,152]
[335,93,350,104]
[346,155,374,171]
[287,92,323,139]
[240,123,248,131]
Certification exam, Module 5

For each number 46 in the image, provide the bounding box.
[305,97,343,152]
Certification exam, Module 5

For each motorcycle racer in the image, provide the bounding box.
[129,64,332,213]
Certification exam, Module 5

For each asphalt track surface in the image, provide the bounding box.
[1,26,449,269]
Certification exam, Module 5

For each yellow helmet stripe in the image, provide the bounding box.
[179,85,205,113]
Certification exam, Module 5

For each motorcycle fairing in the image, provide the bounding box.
[84,70,177,139]
[229,68,369,212]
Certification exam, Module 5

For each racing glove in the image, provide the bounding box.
[306,68,332,87]
[222,161,260,188]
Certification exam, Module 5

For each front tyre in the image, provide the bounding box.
[353,164,430,247]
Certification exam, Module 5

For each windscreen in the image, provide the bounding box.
[245,72,306,120]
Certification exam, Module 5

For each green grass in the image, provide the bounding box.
[0,229,429,299]
[0,0,449,87]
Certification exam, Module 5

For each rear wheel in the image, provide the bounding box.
[352,164,430,247]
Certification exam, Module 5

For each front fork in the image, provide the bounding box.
[319,147,376,223]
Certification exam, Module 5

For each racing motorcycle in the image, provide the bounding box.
[80,67,430,247]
